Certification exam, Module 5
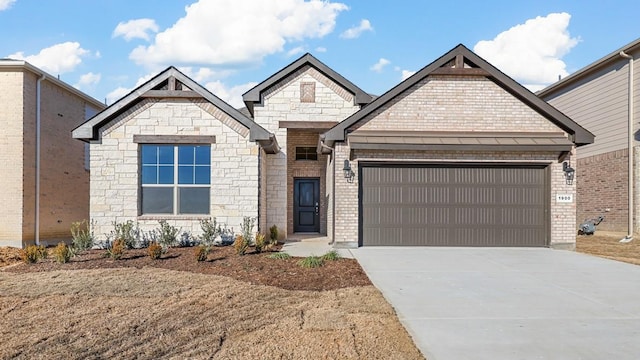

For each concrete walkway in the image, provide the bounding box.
[351,247,640,360]
[281,235,353,258]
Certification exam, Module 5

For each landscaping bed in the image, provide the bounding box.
[576,232,640,266]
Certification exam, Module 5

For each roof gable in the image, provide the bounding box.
[242,53,372,115]
[323,44,594,146]
[72,67,275,148]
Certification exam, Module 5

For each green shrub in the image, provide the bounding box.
[110,220,138,249]
[52,242,71,264]
[254,233,266,253]
[269,224,278,242]
[70,219,94,252]
[240,217,255,246]
[194,245,209,262]
[234,235,249,255]
[148,242,163,260]
[298,256,324,268]
[321,250,341,261]
[106,238,125,260]
[20,245,47,264]
[157,220,179,249]
[200,218,233,246]
[268,252,291,260]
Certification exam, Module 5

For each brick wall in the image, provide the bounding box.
[0,70,25,247]
[90,98,259,241]
[286,130,328,235]
[576,148,630,232]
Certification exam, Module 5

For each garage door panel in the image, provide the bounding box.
[361,165,548,247]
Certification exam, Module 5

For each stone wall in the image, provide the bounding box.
[90,99,259,241]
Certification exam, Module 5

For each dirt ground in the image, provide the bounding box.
[576,231,640,265]
[0,246,424,359]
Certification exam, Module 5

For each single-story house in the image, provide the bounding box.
[0,60,105,248]
[73,44,593,249]
[539,38,639,235]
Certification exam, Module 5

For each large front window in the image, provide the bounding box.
[141,144,211,215]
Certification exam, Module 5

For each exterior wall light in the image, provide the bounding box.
[563,161,575,185]
[343,160,355,182]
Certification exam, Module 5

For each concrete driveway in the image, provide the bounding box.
[350,247,640,360]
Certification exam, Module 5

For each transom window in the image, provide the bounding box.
[295,146,318,161]
[140,144,211,215]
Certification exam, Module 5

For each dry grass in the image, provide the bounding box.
[576,231,640,265]
[0,267,424,359]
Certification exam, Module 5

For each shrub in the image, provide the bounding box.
[321,250,341,261]
[52,242,71,263]
[194,245,209,262]
[178,232,197,247]
[200,218,221,246]
[110,220,138,249]
[298,256,324,268]
[157,220,180,249]
[269,224,278,242]
[21,245,47,264]
[234,235,249,255]
[240,217,255,246]
[70,219,94,252]
[254,233,267,253]
[148,242,163,260]
[268,252,291,260]
[107,238,125,260]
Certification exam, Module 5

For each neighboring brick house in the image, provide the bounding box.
[0,60,105,248]
[74,45,593,248]
[539,38,639,235]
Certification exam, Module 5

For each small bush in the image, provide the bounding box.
[240,217,255,246]
[194,245,209,262]
[20,245,47,264]
[178,232,197,247]
[52,242,71,264]
[234,235,249,255]
[254,233,266,253]
[268,252,291,260]
[157,220,180,249]
[321,250,341,261]
[148,242,163,260]
[70,219,94,252]
[298,256,324,268]
[269,224,278,242]
[110,220,138,249]
[107,238,125,260]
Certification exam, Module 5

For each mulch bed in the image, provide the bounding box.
[2,245,372,291]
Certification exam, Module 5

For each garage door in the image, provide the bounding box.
[360,164,548,246]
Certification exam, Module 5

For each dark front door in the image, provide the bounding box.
[294,178,320,232]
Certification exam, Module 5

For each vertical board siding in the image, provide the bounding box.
[361,165,547,246]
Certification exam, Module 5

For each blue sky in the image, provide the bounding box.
[1,0,638,107]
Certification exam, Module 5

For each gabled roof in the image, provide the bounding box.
[73,66,278,152]
[538,37,640,98]
[242,53,373,115]
[322,44,594,146]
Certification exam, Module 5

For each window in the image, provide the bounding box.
[295,146,318,161]
[140,144,211,215]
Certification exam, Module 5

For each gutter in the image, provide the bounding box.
[620,51,634,242]
[35,73,46,246]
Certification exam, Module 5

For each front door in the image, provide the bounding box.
[294,178,320,232]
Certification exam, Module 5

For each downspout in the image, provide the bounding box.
[620,51,634,242]
[35,73,46,246]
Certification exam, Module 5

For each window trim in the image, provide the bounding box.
[134,135,216,144]
[295,146,318,161]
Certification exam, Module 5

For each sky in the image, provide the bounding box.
[0,0,638,108]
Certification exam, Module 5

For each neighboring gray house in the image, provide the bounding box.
[73,44,593,249]
[539,38,639,235]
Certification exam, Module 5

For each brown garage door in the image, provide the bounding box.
[360,164,548,246]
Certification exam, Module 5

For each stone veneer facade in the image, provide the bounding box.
[330,75,578,249]
[0,68,103,248]
[251,65,361,238]
[90,98,259,241]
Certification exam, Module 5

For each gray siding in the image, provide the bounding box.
[543,50,640,159]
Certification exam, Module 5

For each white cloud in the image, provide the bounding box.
[204,80,258,108]
[315,46,327,53]
[179,66,234,83]
[340,19,373,39]
[473,12,579,90]
[0,0,16,11]
[113,18,159,41]
[370,58,390,73]
[287,46,306,57]
[9,42,89,74]
[74,72,101,89]
[401,70,415,81]
[130,0,348,69]
[105,74,155,104]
